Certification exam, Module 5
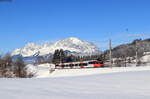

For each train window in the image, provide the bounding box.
[65,65,69,67]
[56,64,59,66]
[62,65,65,67]
[69,64,74,66]
[75,64,78,66]
[83,63,87,66]
[79,63,87,66]
[88,62,92,64]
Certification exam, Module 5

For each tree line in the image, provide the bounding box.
[51,49,103,64]
[0,53,34,78]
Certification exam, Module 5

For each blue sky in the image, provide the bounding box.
[0,0,150,53]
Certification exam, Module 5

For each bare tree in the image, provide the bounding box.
[14,57,34,78]
[0,53,14,78]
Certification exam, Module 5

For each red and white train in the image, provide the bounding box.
[55,60,104,69]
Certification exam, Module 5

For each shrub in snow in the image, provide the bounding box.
[13,57,35,78]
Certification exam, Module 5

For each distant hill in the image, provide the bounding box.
[104,38,150,59]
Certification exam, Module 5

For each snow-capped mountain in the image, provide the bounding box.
[11,37,101,57]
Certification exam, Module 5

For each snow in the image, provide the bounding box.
[11,37,101,57]
[0,70,150,99]
[26,64,37,75]
[35,63,150,78]
[1,63,150,99]
[35,63,52,78]
[51,66,150,77]
[140,54,150,63]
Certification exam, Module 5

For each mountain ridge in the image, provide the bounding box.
[11,37,101,57]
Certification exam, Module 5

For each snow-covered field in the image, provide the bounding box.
[1,63,150,99]
[0,69,150,99]
[36,63,150,78]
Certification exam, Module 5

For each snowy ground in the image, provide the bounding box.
[36,63,150,78]
[0,70,150,99]
[0,64,150,99]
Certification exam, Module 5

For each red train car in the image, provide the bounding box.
[55,60,104,69]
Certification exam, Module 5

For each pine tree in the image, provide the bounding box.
[52,49,60,64]
[59,49,66,63]
[52,49,67,64]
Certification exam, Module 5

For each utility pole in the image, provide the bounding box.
[135,41,138,66]
[109,39,112,68]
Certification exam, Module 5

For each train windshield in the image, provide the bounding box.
[88,61,97,64]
